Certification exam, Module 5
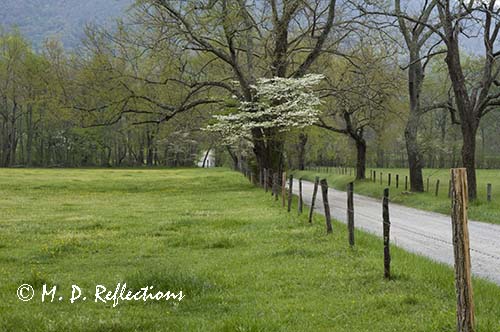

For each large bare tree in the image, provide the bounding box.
[435,0,500,199]
[134,0,351,174]
[358,0,450,192]
[361,0,500,199]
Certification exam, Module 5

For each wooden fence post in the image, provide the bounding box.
[396,174,399,188]
[487,183,492,203]
[308,177,320,223]
[298,178,303,214]
[282,172,286,208]
[388,173,391,187]
[380,172,383,185]
[448,179,452,198]
[405,175,408,191]
[435,179,440,196]
[427,178,430,192]
[383,188,391,279]
[451,168,475,332]
[320,179,333,234]
[287,175,293,212]
[347,182,354,246]
[374,171,377,183]
[259,168,263,187]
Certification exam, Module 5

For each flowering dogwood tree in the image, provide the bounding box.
[207,74,324,144]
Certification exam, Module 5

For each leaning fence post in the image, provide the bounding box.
[287,174,293,212]
[308,177,320,223]
[450,168,475,332]
[383,188,391,279]
[298,178,303,214]
[347,182,355,247]
[320,179,333,234]
[487,183,492,203]
[435,179,440,196]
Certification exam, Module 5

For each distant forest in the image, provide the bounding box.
[1,0,500,200]
[0,0,133,49]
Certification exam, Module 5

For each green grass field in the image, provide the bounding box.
[1,168,500,331]
[293,168,500,225]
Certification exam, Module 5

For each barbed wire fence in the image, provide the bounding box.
[238,165,497,329]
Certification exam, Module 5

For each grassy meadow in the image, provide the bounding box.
[1,168,500,331]
[293,168,500,225]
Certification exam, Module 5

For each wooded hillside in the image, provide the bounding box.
[0,0,133,49]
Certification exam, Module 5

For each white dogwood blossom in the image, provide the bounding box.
[207,74,324,143]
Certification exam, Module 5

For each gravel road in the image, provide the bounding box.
[293,179,500,285]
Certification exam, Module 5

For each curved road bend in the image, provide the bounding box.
[293,179,500,285]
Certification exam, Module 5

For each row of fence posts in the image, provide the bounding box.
[306,165,354,177]
[249,168,381,268]
[306,166,492,202]
[368,169,493,202]
[244,166,475,332]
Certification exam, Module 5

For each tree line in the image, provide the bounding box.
[1,0,500,200]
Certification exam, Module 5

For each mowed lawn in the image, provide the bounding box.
[294,168,500,225]
[1,168,500,331]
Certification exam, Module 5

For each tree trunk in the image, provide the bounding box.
[26,105,33,166]
[202,148,211,168]
[405,51,425,192]
[376,147,384,168]
[480,126,486,169]
[444,35,478,200]
[297,132,308,170]
[226,146,238,170]
[355,138,366,180]
[9,102,18,166]
[405,118,424,192]
[146,129,154,166]
[461,126,478,200]
[252,128,284,175]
